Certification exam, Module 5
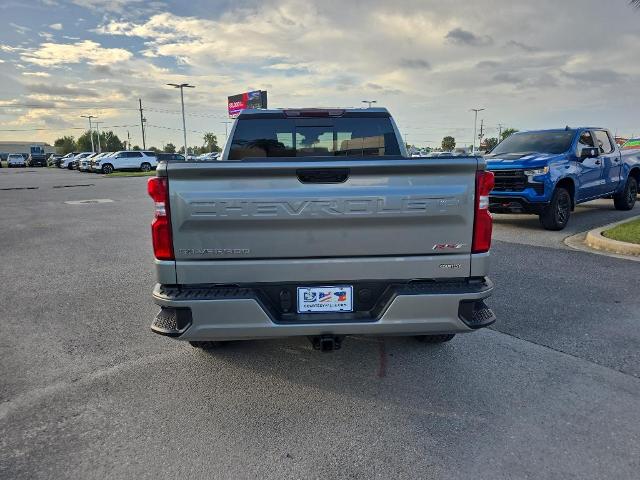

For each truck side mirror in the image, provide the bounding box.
[579,147,599,161]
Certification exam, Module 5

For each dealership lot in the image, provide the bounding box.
[1,168,639,479]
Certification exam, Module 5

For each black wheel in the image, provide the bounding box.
[189,341,227,350]
[539,187,571,230]
[613,176,637,211]
[140,162,151,172]
[67,164,73,170]
[102,164,114,174]
[415,334,456,344]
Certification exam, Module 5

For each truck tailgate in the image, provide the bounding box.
[166,158,478,281]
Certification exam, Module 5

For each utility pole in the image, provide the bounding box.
[497,123,503,142]
[470,108,485,154]
[80,115,96,152]
[94,121,102,153]
[127,130,131,150]
[362,100,377,108]
[221,121,232,142]
[167,83,195,159]
[138,98,146,150]
[478,118,485,149]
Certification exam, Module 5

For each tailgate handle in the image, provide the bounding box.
[297,168,349,184]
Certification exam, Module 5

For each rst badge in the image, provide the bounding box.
[432,243,466,251]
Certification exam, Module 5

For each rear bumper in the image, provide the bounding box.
[151,278,495,341]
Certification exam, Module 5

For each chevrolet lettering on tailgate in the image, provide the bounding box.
[189,197,461,218]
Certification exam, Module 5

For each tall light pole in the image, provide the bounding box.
[362,100,377,108]
[168,83,195,158]
[221,121,232,143]
[470,108,485,154]
[80,115,96,152]
[94,121,102,153]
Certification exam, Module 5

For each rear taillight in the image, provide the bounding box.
[147,177,174,260]
[472,171,495,254]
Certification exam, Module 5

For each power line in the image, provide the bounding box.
[0,103,141,111]
[146,124,210,135]
[0,124,140,132]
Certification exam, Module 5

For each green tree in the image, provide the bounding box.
[164,143,176,153]
[76,130,96,152]
[442,136,456,151]
[148,146,160,153]
[54,136,76,154]
[203,132,220,152]
[102,131,124,152]
[178,146,201,155]
[132,145,141,151]
[484,137,498,151]
[501,128,519,140]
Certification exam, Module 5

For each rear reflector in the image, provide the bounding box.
[472,171,495,254]
[147,177,174,261]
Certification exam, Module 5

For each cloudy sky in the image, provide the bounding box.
[1,0,639,149]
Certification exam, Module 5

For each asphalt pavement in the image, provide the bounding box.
[1,168,639,479]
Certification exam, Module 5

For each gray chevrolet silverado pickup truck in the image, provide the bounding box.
[148,108,496,351]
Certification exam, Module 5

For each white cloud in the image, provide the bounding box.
[10,22,31,34]
[49,23,63,30]
[21,40,133,67]
[22,71,51,77]
[71,0,165,14]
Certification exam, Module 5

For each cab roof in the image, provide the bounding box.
[237,108,391,119]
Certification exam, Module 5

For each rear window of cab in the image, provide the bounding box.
[228,117,402,160]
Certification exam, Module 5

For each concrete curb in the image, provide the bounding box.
[584,215,640,256]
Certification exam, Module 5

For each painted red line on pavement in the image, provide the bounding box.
[377,339,387,378]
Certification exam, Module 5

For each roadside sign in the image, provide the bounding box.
[227,90,267,118]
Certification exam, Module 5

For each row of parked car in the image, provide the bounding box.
[52,150,220,173]
[52,151,182,174]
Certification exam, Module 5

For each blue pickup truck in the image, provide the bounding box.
[485,127,640,230]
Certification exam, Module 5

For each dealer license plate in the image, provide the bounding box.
[297,286,353,313]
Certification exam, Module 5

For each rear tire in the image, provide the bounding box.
[140,162,151,172]
[539,187,571,230]
[189,341,227,350]
[102,164,114,174]
[415,334,456,344]
[613,176,637,211]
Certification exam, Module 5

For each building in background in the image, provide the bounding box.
[0,141,56,160]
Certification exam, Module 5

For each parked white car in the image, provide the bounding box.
[90,152,113,172]
[199,152,220,161]
[59,152,78,169]
[93,150,158,174]
[61,152,91,170]
[7,153,26,167]
[79,153,99,172]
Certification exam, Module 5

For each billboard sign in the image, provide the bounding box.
[227,90,268,118]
